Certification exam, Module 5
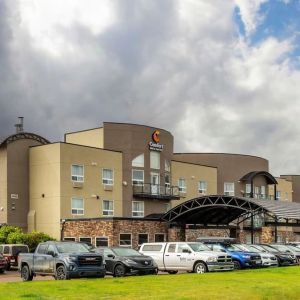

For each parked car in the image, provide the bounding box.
[254,244,296,266]
[96,247,158,277]
[0,244,29,270]
[234,244,278,267]
[267,244,300,263]
[139,242,234,274]
[18,241,106,281]
[0,254,7,273]
[202,242,262,269]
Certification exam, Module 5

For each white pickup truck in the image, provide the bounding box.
[139,242,234,274]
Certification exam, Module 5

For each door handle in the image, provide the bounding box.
[177,255,181,257]
[165,255,169,256]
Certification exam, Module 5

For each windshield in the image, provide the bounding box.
[12,246,29,256]
[260,245,279,253]
[112,248,142,257]
[188,243,211,252]
[224,244,243,251]
[286,245,300,252]
[232,244,248,251]
[240,245,259,253]
[251,245,268,252]
[271,244,293,252]
[56,242,91,253]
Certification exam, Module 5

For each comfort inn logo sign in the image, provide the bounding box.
[149,130,164,152]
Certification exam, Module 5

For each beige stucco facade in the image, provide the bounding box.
[65,128,104,149]
[29,142,123,239]
[269,177,293,202]
[0,148,8,225]
[171,160,217,207]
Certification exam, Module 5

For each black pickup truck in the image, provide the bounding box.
[18,241,106,281]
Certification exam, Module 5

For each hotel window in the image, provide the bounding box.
[178,178,186,193]
[245,184,251,196]
[261,186,266,199]
[119,234,132,247]
[132,169,144,185]
[79,237,92,245]
[224,183,234,196]
[276,191,281,200]
[138,234,149,245]
[165,203,171,212]
[198,181,207,194]
[63,237,76,241]
[132,201,144,217]
[102,169,114,185]
[165,173,170,189]
[71,197,84,215]
[96,237,109,247]
[71,165,84,182]
[132,154,144,167]
[155,234,165,242]
[150,151,160,169]
[165,160,171,172]
[102,200,114,216]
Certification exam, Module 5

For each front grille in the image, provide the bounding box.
[250,255,261,261]
[78,256,103,266]
[270,257,277,261]
[217,256,232,263]
[134,259,153,266]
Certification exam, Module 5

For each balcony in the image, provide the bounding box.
[242,193,275,200]
[132,183,180,200]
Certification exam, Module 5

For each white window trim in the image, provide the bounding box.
[79,237,92,244]
[224,182,235,196]
[138,233,149,245]
[119,233,132,247]
[132,201,144,217]
[71,164,84,182]
[95,236,109,247]
[178,178,186,193]
[102,168,114,185]
[71,197,84,215]
[132,169,144,185]
[102,200,114,216]
[63,237,76,241]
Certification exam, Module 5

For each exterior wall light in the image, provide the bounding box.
[123,181,128,186]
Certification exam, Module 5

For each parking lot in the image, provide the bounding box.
[0,270,54,282]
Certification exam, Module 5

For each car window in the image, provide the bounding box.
[212,245,223,251]
[37,244,47,254]
[12,246,29,256]
[177,244,190,253]
[56,242,91,253]
[47,244,56,255]
[167,244,176,253]
[112,248,141,257]
[3,246,10,254]
[103,248,114,258]
[188,243,211,252]
[0,246,3,253]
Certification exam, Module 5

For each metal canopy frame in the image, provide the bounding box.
[0,132,49,147]
[161,195,300,243]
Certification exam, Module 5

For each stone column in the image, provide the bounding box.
[168,225,186,242]
[261,227,273,243]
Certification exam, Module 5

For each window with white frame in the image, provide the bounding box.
[96,237,108,247]
[165,160,171,172]
[165,173,170,189]
[63,237,76,241]
[261,186,266,199]
[119,233,132,247]
[132,201,144,217]
[71,197,84,215]
[198,181,207,194]
[224,183,234,196]
[71,165,84,182]
[178,178,186,193]
[150,151,160,169]
[132,169,144,185]
[155,234,165,242]
[276,191,281,200]
[79,237,92,245]
[102,169,114,185]
[102,200,114,216]
[138,234,148,245]
[132,154,144,167]
[245,184,251,195]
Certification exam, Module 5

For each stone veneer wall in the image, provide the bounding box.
[63,219,168,249]
[186,229,231,242]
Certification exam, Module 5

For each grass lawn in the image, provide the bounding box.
[1,267,300,300]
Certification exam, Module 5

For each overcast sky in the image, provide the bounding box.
[0,0,300,176]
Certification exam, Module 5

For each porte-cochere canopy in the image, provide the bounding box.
[161,195,300,225]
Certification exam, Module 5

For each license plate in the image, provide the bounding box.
[10,259,15,262]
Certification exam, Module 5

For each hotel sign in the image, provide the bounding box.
[149,130,164,152]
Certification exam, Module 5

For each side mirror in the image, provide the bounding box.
[47,250,56,257]
[107,254,114,258]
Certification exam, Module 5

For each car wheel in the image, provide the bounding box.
[114,264,126,277]
[193,262,207,274]
[233,260,241,270]
[6,264,10,271]
[55,265,69,280]
[167,270,178,274]
[21,265,33,281]
[0,269,4,274]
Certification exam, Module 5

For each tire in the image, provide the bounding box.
[55,265,69,280]
[6,264,10,271]
[0,269,4,274]
[193,262,207,274]
[167,270,178,275]
[233,260,241,270]
[21,265,33,282]
[113,264,126,277]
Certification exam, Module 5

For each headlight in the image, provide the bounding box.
[207,256,218,262]
[66,256,77,263]
[124,259,138,264]
[242,255,251,259]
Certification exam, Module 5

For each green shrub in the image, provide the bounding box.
[24,232,55,252]
[0,226,23,243]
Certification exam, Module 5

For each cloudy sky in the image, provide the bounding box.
[0,0,300,175]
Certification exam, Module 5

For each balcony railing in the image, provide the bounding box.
[242,193,275,200]
[133,183,180,200]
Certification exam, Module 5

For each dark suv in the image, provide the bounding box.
[96,247,158,277]
[0,244,29,270]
